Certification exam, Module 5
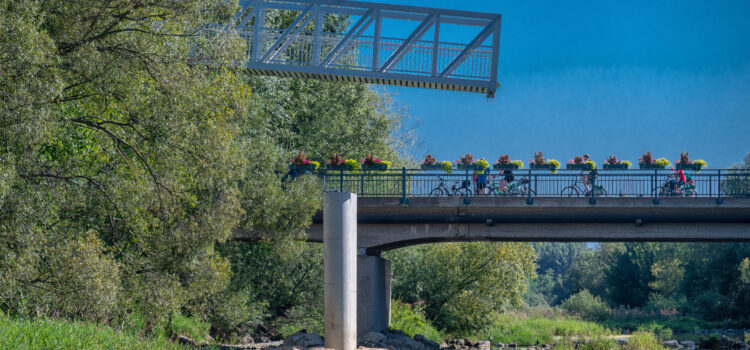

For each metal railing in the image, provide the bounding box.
[311,168,750,204]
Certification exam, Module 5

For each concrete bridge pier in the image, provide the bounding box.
[357,254,392,335]
[324,192,357,350]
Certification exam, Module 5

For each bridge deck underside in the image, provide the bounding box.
[234,197,750,250]
[245,64,495,95]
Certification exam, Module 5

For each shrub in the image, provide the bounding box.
[626,330,665,350]
[511,160,524,169]
[622,160,632,168]
[561,290,610,322]
[390,300,444,343]
[694,159,707,168]
[637,322,672,341]
[582,336,619,350]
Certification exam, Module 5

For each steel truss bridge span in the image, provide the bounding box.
[211,0,502,97]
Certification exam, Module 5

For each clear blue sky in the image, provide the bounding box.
[370,0,750,168]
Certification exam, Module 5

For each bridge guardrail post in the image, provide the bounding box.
[400,167,410,205]
[340,168,344,193]
[526,169,533,205]
[717,169,723,204]
[652,170,660,205]
[589,169,597,205]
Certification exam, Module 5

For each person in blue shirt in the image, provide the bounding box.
[474,167,490,195]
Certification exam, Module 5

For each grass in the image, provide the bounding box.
[390,300,445,343]
[0,313,185,350]
[484,310,610,346]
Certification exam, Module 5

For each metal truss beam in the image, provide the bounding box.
[218,0,502,97]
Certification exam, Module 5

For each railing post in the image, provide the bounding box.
[340,168,344,192]
[400,167,410,205]
[652,169,659,205]
[464,169,471,205]
[526,169,533,205]
[589,169,597,205]
[717,169,723,204]
[360,171,364,196]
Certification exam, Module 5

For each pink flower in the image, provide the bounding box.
[303,160,310,164]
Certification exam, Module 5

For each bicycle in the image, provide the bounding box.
[429,176,472,197]
[654,174,697,197]
[561,176,607,197]
[491,177,535,196]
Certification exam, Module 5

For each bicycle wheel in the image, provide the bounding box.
[561,186,580,197]
[430,187,446,197]
[454,187,471,197]
[595,186,607,197]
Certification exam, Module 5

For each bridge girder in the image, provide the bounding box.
[210,0,502,97]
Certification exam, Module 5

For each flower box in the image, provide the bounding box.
[326,164,351,171]
[363,163,388,171]
[421,164,445,170]
[603,164,629,170]
[639,163,666,170]
[530,163,553,170]
[289,163,317,171]
[675,163,702,171]
[456,164,480,170]
[566,163,593,170]
[493,163,520,170]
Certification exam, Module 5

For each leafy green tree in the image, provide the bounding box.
[0,0,317,332]
[560,290,610,322]
[386,242,536,335]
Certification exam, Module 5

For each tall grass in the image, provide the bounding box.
[485,310,610,346]
[0,314,184,350]
[390,300,445,342]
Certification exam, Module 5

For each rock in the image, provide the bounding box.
[663,340,680,348]
[239,335,254,344]
[414,334,426,342]
[283,331,324,348]
[494,342,504,348]
[476,340,491,349]
[680,340,696,347]
[359,331,387,347]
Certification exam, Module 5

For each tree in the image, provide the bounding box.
[0,0,300,331]
[385,242,536,335]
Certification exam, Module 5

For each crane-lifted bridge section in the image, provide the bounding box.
[210,0,502,97]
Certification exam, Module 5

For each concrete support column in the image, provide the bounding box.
[357,255,392,335]
[324,192,357,350]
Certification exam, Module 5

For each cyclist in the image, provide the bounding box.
[580,154,595,193]
[496,169,514,193]
[675,169,687,193]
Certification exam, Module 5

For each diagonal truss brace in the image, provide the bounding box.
[440,17,500,78]
[259,4,314,62]
[320,9,375,68]
[378,14,436,73]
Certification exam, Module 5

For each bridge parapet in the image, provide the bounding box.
[315,168,750,203]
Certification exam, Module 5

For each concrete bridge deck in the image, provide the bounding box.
[235,197,750,251]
